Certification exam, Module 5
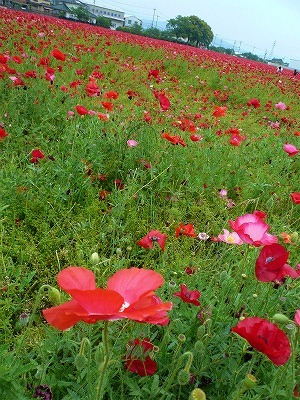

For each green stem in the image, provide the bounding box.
[96,321,110,400]
[162,351,193,398]
[15,284,52,357]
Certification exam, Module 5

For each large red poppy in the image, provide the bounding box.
[125,338,157,376]
[232,317,291,366]
[43,267,172,330]
[255,243,299,282]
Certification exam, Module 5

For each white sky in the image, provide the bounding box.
[89,0,300,61]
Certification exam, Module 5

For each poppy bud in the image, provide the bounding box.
[197,325,206,338]
[188,388,207,400]
[244,373,257,389]
[291,231,299,243]
[178,334,186,343]
[48,287,61,305]
[272,313,290,324]
[74,354,87,371]
[177,369,190,385]
[194,340,204,353]
[90,252,100,265]
[115,248,122,256]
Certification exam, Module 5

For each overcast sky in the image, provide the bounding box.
[90,0,300,61]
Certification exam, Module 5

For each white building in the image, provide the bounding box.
[124,15,142,27]
[85,4,124,28]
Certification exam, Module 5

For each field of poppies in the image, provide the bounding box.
[0,7,299,399]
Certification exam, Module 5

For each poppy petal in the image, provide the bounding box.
[58,266,96,293]
[107,267,164,305]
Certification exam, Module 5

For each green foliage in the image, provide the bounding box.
[95,16,111,28]
[167,15,214,47]
[0,8,299,400]
[70,6,91,23]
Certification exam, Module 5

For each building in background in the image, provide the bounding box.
[124,15,142,27]
[85,4,124,29]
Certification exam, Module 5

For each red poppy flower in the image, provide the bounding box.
[247,98,260,108]
[229,133,245,146]
[153,91,170,111]
[161,132,186,147]
[290,192,300,204]
[212,106,227,117]
[12,55,22,64]
[175,223,197,238]
[98,112,109,121]
[190,134,202,142]
[31,149,45,163]
[0,127,9,140]
[75,105,89,115]
[24,70,37,78]
[255,243,299,282]
[137,230,168,251]
[43,267,172,330]
[85,81,100,97]
[174,284,201,306]
[104,90,118,99]
[148,69,159,79]
[231,317,291,366]
[51,48,66,62]
[101,101,113,111]
[125,338,157,376]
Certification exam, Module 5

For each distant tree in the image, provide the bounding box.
[117,22,143,35]
[167,15,213,47]
[143,27,161,39]
[70,6,90,23]
[241,52,260,61]
[129,22,143,35]
[166,15,190,41]
[96,16,111,28]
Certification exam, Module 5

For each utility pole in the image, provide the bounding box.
[155,15,159,28]
[151,8,156,28]
[238,41,242,53]
[268,41,276,60]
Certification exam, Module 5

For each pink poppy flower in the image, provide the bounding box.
[295,310,300,327]
[283,143,299,157]
[137,230,168,251]
[43,267,172,330]
[127,139,138,147]
[229,213,277,247]
[218,229,243,245]
[275,102,287,110]
[232,317,291,366]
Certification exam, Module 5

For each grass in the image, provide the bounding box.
[0,8,299,399]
